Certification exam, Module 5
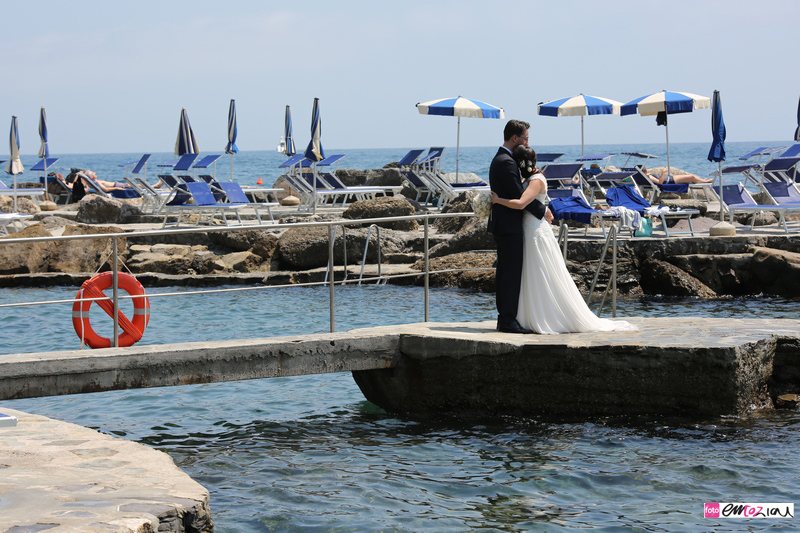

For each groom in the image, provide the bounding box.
[488,119,548,334]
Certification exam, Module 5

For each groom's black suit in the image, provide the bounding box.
[488,147,547,329]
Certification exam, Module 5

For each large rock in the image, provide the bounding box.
[668,253,754,295]
[412,251,496,291]
[639,257,717,297]
[0,224,54,274]
[749,246,800,297]
[75,195,142,224]
[0,196,40,215]
[734,210,778,226]
[208,229,279,261]
[278,226,382,270]
[364,168,403,187]
[429,217,496,257]
[49,224,128,273]
[433,194,473,234]
[343,196,418,231]
[127,244,225,275]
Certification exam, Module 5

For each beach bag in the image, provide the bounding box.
[634,217,652,237]
[472,191,492,219]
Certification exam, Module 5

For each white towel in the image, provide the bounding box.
[607,206,642,231]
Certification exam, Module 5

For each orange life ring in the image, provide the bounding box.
[72,271,150,349]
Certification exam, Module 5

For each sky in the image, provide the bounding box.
[1,0,798,155]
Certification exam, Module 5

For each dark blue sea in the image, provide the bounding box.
[3,142,800,531]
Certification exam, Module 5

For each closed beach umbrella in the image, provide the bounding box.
[304,97,325,214]
[707,90,726,221]
[284,105,296,157]
[225,99,238,181]
[175,108,199,156]
[794,95,799,142]
[537,94,622,156]
[621,90,710,177]
[38,106,52,203]
[5,116,24,212]
[38,106,49,159]
[416,96,504,182]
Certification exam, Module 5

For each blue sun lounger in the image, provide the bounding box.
[606,184,698,237]
[721,183,800,234]
[162,181,246,227]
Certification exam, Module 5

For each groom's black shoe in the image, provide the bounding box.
[497,319,534,334]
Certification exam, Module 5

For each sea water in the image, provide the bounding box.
[3,143,800,531]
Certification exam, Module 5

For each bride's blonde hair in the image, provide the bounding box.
[512,146,539,179]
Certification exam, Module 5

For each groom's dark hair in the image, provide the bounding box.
[503,119,530,141]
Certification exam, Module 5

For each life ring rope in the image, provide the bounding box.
[72,272,150,349]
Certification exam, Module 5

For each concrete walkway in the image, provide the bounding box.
[0,408,211,532]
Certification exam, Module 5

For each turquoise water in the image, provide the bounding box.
[3,143,800,531]
[2,284,800,531]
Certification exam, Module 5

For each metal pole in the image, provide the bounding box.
[665,110,671,179]
[229,153,233,182]
[581,115,585,157]
[112,236,119,347]
[718,161,723,221]
[313,162,317,216]
[455,116,461,183]
[328,224,335,332]
[612,227,617,317]
[424,216,430,322]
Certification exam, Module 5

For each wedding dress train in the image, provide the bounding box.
[516,175,637,334]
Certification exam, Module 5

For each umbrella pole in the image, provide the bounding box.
[13,175,17,212]
[312,162,317,216]
[718,161,723,221]
[665,118,671,178]
[229,154,233,182]
[455,116,461,183]
[581,115,585,157]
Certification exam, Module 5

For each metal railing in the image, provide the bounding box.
[1,212,619,346]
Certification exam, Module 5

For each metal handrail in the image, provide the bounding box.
[585,224,618,317]
[358,224,383,286]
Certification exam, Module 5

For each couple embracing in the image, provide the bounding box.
[488,119,636,335]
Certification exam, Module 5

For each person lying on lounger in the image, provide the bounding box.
[642,166,713,185]
[65,169,131,192]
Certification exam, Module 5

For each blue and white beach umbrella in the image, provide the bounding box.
[304,98,325,214]
[621,90,710,176]
[416,96,504,182]
[225,99,238,181]
[707,90,726,221]
[305,97,324,162]
[5,116,23,212]
[284,105,296,157]
[37,106,49,159]
[175,108,199,156]
[538,94,622,156]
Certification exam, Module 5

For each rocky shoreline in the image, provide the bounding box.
[2,173,800,299]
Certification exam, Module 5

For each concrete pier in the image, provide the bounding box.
[1,318,799,417]
[0,408,212,532]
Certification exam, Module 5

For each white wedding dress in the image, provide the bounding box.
[516,174,637,334]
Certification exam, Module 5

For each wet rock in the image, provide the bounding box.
[412,251,496,291]
[668,253,754,295]
[775,394,800,409]
[639,257,717,297]
[429,217,495,258]
[343,196,418,230]
[75,195,142,224]
[49,224,128,273]
[0,224,54,274]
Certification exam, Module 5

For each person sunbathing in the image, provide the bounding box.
[642,166,713,185]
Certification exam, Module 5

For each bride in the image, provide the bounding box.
[491,146,637,334]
